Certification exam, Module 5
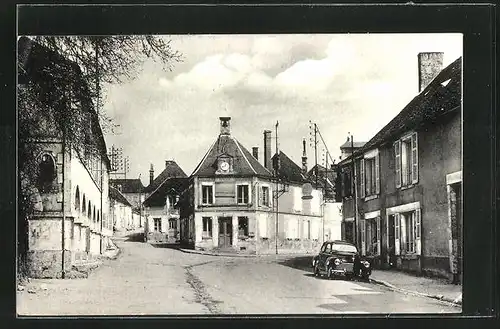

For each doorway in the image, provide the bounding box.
[218,217,233,248]
[387,214,396,268]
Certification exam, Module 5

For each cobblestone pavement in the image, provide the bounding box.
[17,234,461,316]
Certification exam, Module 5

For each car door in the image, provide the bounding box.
[320,242,332,271]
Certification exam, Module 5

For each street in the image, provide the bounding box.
[17,233,460,315]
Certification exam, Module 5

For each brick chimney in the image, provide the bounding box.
[301,138,307,174]
[263,130,272,170]
[149,163,154,185]
[220,117,231,135]
[252,147,259,160]
[418,52,444,92]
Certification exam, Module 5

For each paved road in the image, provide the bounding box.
[17,233,460,315]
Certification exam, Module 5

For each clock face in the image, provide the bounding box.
[220,161,229,171]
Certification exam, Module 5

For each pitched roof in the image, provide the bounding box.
[109,178,144,194]
[272,151,309,185]
[109,186,132,206]
[143,177,189,207]
[191,134,272,177]
[339,56,462,166]
[144,160,187,193]
[340,141,366,149]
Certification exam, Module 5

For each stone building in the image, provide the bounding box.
[178,117,325,254]
[109,186,134,231]
[18,37,112,278]
[338,53,462,281]
[143,161,187,243]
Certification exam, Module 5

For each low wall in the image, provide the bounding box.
[26,250,72,279]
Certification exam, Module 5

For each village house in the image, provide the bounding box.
[109,178,144,228]
[178,117,328,254]
[109,186,134,231]
[18,37,113,278]
[338,53,462,282]
[143,161,188,243]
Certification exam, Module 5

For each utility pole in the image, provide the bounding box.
[350,133,359,247]
[275,121,279,255]
[314,123,318,187]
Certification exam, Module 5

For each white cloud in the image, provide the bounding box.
[103,33,462,181]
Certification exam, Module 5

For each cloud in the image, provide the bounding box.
[103,33,462,182]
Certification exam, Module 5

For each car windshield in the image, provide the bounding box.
[331,244,357,253]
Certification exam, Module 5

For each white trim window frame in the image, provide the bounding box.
[202,217,212,239]
[386,202,422,256]
[236,183,251,205]
[394,132,418,189]
[360,149,380,199]
[260,183,271,207]
[364,210,381,256]
[201,183,214,205]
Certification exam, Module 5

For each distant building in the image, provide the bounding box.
[18,37,112,278]
[143,161,188,243]
[339,139,366,161]
[178,117,326,254]
[338,53,462,281]
[109,178,144,228]
[109,186,134,231]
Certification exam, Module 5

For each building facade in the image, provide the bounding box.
[179,117,326,254]
[109,186,134,231]
[109,178,145,228]
[143,161,187,243]
[339,53,462,281]
[18,37,112,278]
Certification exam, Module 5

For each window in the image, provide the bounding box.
[395,133,418,188]
[393,209,421,255]
[201,185,213,205]
[237,184,249,204]
[363,217,381,256]
[324,243,332,253]
[153,218,162,232]
[202,217,212,238]
[168,219,177,230]
[168,195,176,208]
[37,153,56,193]
[341,168,353,198]
[261,186,270,206]
[361,152,380,198]
[303,220,311,239]
[238,217,249,238]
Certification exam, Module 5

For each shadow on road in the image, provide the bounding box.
[277,256,313,273]
[150,243,183,250]
[125,232,145,242]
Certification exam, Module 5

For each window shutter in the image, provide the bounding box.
[268,187,272,208]
[415,208,421,255]
[257,186,261,207]
[360,159,365,198]
[394,213,400,255]
[394,141,401,188]
[360,220,366,256]
[411,133,418,184]
[376,217,381,256]
[375,153,380,195]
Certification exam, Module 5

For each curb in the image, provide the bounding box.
[370,277,462,307]
[178,248,313,259]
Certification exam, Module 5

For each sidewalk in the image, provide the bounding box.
[179,247,313,259]
[370,269,462,307]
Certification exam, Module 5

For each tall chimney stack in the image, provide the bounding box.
[301,138,308,174]
[263,130,272,170]
[219,117,231,135]
[252,147,259,160]
[418,52,444,92]
[149,163,154,185]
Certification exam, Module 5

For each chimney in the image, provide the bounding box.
[301,138,308,174]
[149,163,154,185]
[418,52,444,92]
[252,147,259,160]
[263,130,272,170]
[219,117,231,135]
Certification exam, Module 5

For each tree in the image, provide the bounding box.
[17,35,182,265]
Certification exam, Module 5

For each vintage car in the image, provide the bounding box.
[311,240,371,280]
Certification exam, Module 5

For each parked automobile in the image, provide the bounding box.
[312,240,371,281]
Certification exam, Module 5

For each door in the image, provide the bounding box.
[218,217,233,248]
[388,215,396,267]
[319,242,332,271]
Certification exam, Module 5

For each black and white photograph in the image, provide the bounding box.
[16,28,466,315]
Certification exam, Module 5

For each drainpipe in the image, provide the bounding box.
[61,133,66,279]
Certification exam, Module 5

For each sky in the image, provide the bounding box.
[102,33,462,186]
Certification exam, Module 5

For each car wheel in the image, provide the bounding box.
[314,265,320,277]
